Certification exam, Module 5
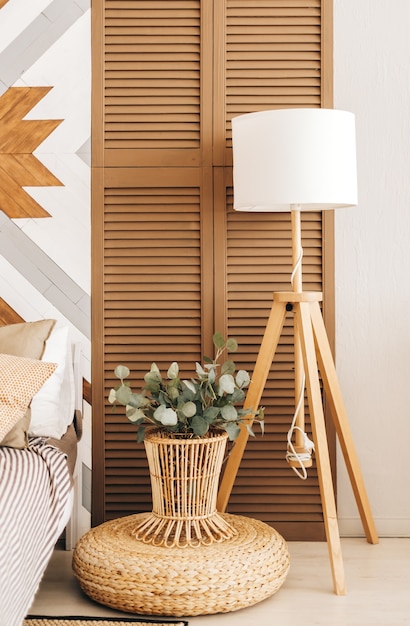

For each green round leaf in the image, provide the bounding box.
[108,388,117,403]
[231,388,245,402]
[167,384,180,400]
[221,360,235,375]
[145,380,160,393]
[236,369,250,388]
[182,401,197,418]
[154,405,178,426]
[182,379,196,395]
[167,361,179,379]
[225,338,238,352]
[145,370,162,384]
[213,332,225,349]
[195,362,207,378]
[218,374,235,396]
[225,421,241,441]
[191,414,209,436]
[204,406,220,421]
[115,384,132,405]
[137,426,146,443]
[221,404,238,421]
[126,407,145,423]
[114,365,130,380]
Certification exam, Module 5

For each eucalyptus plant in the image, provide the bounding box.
[108,332,264,442]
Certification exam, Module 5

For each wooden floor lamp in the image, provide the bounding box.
[216,108,378,595]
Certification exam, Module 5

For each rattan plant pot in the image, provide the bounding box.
[132,428,236,547]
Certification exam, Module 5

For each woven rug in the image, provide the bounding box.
[24,618,188,626]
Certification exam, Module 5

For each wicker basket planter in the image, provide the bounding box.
[73,430,291,616]
[132,428,236,548]
[75,338,290,616]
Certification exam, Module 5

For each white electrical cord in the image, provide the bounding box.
[287,236,313,480]
[286,237,315,478]
[286,374,315,479]
[286,428,315,480]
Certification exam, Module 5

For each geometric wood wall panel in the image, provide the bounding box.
[0,86,62,218]
[0,3,91,333]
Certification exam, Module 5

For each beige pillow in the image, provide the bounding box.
[0,354,57,442]
[0,412,30,449]
[0,319,56,359]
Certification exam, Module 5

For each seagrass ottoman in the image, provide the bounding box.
[72,512,290,617]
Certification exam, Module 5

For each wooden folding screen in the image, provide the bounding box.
[92,0,334,540]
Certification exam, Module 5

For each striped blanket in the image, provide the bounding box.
[0,439,72,626]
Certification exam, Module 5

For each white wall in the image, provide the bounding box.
[334,0,410,536]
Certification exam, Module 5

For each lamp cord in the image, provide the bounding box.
[286,243,315,479]
[285,374,315,480]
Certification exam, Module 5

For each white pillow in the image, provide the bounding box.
[29,325,75,439]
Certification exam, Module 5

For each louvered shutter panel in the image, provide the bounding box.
[92,0,333,539]
[101,0,209,167]
[227,1,320,109]
[101,166,213,519]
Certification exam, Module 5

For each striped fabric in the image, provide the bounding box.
[0,439,72,626]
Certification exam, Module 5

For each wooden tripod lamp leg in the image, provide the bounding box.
[297,301,346,595]
[217,298,287,512]
[310,301,379,545]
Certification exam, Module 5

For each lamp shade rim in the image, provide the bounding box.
[234,202,357,212]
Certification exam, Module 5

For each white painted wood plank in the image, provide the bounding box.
[0,0,52,53]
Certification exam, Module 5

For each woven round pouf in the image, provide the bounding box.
[72,512,290,617]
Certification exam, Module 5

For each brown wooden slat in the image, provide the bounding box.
[0,170,50,217]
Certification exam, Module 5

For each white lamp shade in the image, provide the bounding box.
[232,108,358,212]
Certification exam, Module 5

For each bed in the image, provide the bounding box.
[0,319,82,626]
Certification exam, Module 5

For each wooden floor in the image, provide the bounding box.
[30,538,410,626]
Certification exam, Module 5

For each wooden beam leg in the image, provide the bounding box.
[310,301,379,545]
[297,302,346,595]
[217,298,287,512]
